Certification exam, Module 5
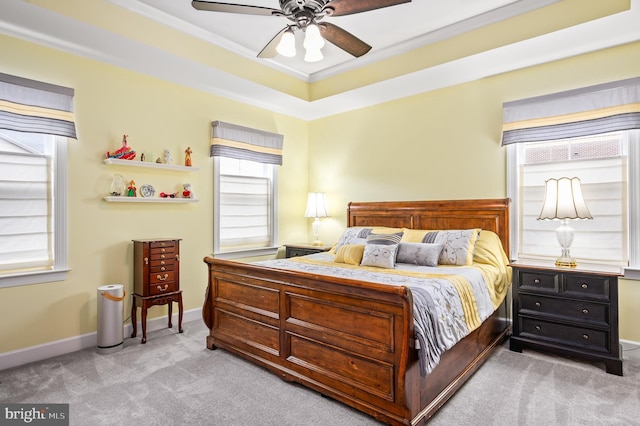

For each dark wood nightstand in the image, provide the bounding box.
[285,243,332,258]
[509,261,623,375]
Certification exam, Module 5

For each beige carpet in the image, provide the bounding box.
[1,320,638,425]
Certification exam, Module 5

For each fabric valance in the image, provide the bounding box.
[501,77,640,145]
[0,72,77,139]
[210,121,283,165]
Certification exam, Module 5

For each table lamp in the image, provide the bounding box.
[538,177,592,267]
[305,192,329,246]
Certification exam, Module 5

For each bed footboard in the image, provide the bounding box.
[203,256,510,426]
[203,256,418,425]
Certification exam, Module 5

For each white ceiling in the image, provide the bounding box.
[120,0,557,80]
[0,0,639,120]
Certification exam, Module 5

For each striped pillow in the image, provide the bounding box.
[366,232,404,245]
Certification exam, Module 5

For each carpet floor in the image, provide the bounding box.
[1,320,638,425]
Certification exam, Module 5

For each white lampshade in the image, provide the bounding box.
[305,192,329,218]
[276,28,296,57]
[305,192,329,246]
[538,177,592,267]
[538,177,592,220]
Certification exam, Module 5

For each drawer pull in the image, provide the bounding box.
[161,248,166,253]
[144,257,148,265]
[535,301,541,307]
[534,278,541,284]
[581,283,588,289]
[157,274,168,281]
[582,334,589,340]
[535,325,541,331]
[161,266,166,271]
[161,261,165,265]
[176,254,180,262]
[157,284,168,292]
[161,254,166,259]
[582,308,589,314]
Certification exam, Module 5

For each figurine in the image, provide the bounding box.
[184,147,193,167]
[140,153,145,162]
[164,149,172,165]
[106,134,136,160]
[182,183,193,199]
[127,179,137,197]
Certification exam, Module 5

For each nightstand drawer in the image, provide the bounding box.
[517,270,559,293]
[563,275,609,300]
[520,318,609,353]
[520,294,609,326]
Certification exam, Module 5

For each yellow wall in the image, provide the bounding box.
[308,41,640,342]
[1,33,639,358]
[0,34,309,353]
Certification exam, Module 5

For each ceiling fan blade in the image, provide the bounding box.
[191,1,281,16]
[319,22,371,57]
[323,0,411,16]
[257,27,287,58]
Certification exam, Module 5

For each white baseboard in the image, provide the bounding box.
[0,308,202,372]
[621,339,640,361]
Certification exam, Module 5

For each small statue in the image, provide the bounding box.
[164,149,172,165]
[182,183,193,199]
[184,147,193,167]
[106,134,136,160]
[127,179,137,197]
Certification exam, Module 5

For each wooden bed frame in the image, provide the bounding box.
[202,198,511,425]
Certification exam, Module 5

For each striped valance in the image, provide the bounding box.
[0,73,77,139]
[501,77,640,145]
[210,121,283,165]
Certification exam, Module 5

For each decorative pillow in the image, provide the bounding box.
[334,244,365,265]
[422,229,481,266]
[396,242,443,267]
[331,227,372,253]
[360,243,399,269]
[400,228,430,243]
[366,232,404,245]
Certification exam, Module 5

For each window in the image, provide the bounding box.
[213,156,278,258]
[507,129,640,273]
[0,129,69,288]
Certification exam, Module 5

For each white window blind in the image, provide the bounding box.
[214,156,277,257]
[0,151,52,272]
[516,132,628,266]
[219,174,270,251]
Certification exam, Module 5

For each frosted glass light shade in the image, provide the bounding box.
[276,29,296,57]
[303,24,325,50]
[304,47,323,62]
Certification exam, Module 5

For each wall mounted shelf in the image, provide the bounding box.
[103,158,199,171]
[103,196,199,203]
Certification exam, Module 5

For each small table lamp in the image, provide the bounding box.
[305,192,329,246]
[538,177,592,267]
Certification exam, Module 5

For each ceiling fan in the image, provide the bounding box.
[191,0,412,61]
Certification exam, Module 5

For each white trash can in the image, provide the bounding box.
[97,284,125,354]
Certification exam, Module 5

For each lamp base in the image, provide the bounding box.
[555,258,578,268]
[311,240,323,246]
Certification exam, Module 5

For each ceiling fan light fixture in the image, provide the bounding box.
[303,23,325,50]
[276,28,296,57]
[304,47,323,62]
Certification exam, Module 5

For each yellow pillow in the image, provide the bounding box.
[401,228,429,242]
[334,244,365,265]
